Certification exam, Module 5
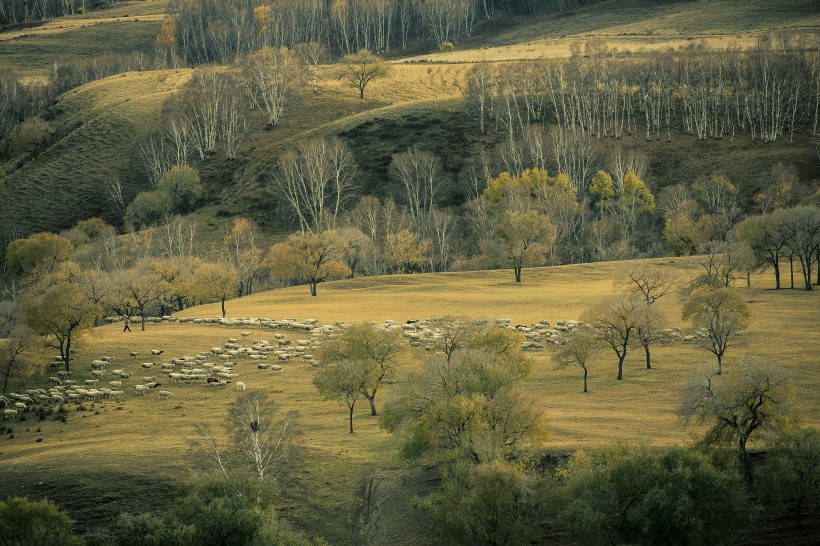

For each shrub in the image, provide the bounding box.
[756,427,820,521]
[0,496,82,546]
[157,165,203,214]
[557,444,750,546]
[125,190,172,229]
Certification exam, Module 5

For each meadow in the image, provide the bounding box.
[2,257,818,543]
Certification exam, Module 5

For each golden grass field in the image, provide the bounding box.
[2,258,819,542]
[2,1,820,540]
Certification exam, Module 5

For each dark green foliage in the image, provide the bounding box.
[557,445,751,546]
[418,459,548,545]
[156,166,204,215]
[125,190,171,230]
[168,478,262,546]
[101,513,193,546]
[0,496,83,546]
[757,427,820,521]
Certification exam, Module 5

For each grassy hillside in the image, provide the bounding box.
[1,258,818,542]
[0,69,190,237]
[0,0,167,82]
[1,0,818,242]
[416,0,820,62]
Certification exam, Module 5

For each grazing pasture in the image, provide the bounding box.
[1,258,818,542]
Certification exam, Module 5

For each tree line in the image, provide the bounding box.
[0,0,124,25]
[466,34,820,145]
[161,0,610,65]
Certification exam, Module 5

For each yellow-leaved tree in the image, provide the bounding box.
[269,230,350,296]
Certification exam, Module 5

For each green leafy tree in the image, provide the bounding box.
[5,232,73,279]
[617,171,655,237]
[126,190,172,229]
[682,287,750,375]
[557,445,750,546]
[157,165,204,214]
[380,328,548,464]
[681,356,794,480]
[313,357,370,433]
[168,478,266,546]
[315,323,406,416]
[419,459,547,545]
[337,50,389,99]
[0,496,83,546]
[589,169,615,218]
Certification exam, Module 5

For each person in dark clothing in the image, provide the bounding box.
[123,315,131,332]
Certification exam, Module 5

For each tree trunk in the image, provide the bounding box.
[348,404,355,433]
[583,367,588,393]
[514,267,521,283]
[716,353,723,375]
[365,394,377,416]
[617,355,624,380]
[140,305,146,331]
[790,256,794,289]
[221,298,226,318]
[310,282,318,297]
[64,336,71,373]
[644,343,651,369]
[773,258,780,289]
[739,436,752,482]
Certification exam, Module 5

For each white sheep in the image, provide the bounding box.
[236,382,246,391]
[158,390,172,399]
[130,351,139,358]
[91,370,105,378]
[141,362,154,369]
[14,402,26,411]
[134,385,149,395]
[3,409,17,419]
[110,381,122,388]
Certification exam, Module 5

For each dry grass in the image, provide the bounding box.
[2,257,818,541]
[406,0,820,63]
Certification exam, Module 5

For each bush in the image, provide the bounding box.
[756,427,820,521]
[157,165,203,214]
[557,444,750,546]
[418,459,548,544]
[440,41,455,52]
[125,190,172,229]
[9,117,54,157]
[0,496,82,546]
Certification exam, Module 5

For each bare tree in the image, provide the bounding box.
[274,138,357,233]
[389,146,445,236]
[584,294,641,381]
[193,392,299,500]
[337,49,389,99]
[681,356,793,480]
[240,47,300,128]
[682,287,751,375]
[554,324,599,393]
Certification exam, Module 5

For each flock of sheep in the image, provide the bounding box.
[3,314,705,421]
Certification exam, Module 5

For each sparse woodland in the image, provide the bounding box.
[0,0,819,543]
